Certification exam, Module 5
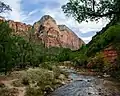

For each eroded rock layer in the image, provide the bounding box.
[0,15,85,50]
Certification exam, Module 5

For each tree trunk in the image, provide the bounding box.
[4,61,7,75]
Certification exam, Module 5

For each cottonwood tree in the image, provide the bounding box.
[0,22,13,75]
[62,0,120,23]
[0,1,12,74]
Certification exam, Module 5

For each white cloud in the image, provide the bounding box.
[29,0,67,5]
[28,9,39,16]
[21,9,40,22]
[82,36,92,41]
[39,1,109,43]
[0,0,110,43]
[0,0,40,24]
[1,0,23,21]
[78,36,94,44]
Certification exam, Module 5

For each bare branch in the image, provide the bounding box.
[0,1,12,13]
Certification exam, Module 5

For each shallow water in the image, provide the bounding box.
[50,68,120,96]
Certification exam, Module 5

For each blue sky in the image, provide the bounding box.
[1,0,109,43]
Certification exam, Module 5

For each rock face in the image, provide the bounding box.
[33,15,85,50]
[58,25,84,50]
[8,20,32,37]
[0,15,85,50]
[33,15,61,47]
[103,46,118,64]
[0,17,32,37]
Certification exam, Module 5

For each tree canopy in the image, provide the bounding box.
[62,0,120,23]
[0,1,12,13]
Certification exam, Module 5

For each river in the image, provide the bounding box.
[50,68,120,96]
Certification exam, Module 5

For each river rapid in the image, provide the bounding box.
[50,68,120,96]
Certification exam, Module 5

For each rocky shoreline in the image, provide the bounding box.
[49,66,120,96]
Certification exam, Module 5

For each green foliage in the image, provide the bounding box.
[40,62,64,79]
[40,62,56,70]
[87,25,120,56]
[0,1,12,13]
[25,87,43,96]
[72,54,88,67]
[0,21,74,74]
[57,48,71,62]
[62,0,120,23]
[24,68,57,96]
[110,71,120,79]
[0,22,42,74]
[66,45,88,67]
[0,87,16,96]
[12,79,24,87]
[87,52,110,72]
[0,22,14,74]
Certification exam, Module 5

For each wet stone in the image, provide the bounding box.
[49,68,120,96]
[88,92,92,95]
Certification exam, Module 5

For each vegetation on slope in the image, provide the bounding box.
[0,21,69,95]
[0,22,74,75]
[61,0,120,73]
[86,24,120,56]
[68,24,120,73]
[0,62,68,96]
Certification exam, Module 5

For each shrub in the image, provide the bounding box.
[57,48,71,62]
[87,52,110,72]
[24,68,56,96]
[22,77,29,86]
[72,54,88,67]
[12,79,24,87]
[0,83,5,88]
[0,87,19,96]
[110,71,120,79]
[40,62,55,70]
[52,66,61,79]
[25,87,43,96]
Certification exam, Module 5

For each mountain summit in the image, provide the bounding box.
[0,15,85,50]
[33,15,85,50]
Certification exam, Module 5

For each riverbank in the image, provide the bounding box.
[0,65,120,96]
[0,65,68,96]
[50,66,120,96]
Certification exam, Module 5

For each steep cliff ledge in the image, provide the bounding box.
[0,16,32,37]
[0,15,85,50]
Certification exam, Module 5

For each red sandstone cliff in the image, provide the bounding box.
[33,15,85,50]
[58,25,84,50]
[8,20,32,37]
[0,16,32,38]
[0,15,85,50]
[103,46,118,64]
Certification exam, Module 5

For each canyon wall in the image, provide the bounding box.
[103,46,118,64]
[0,15,85,50]
[33,15,85,50]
